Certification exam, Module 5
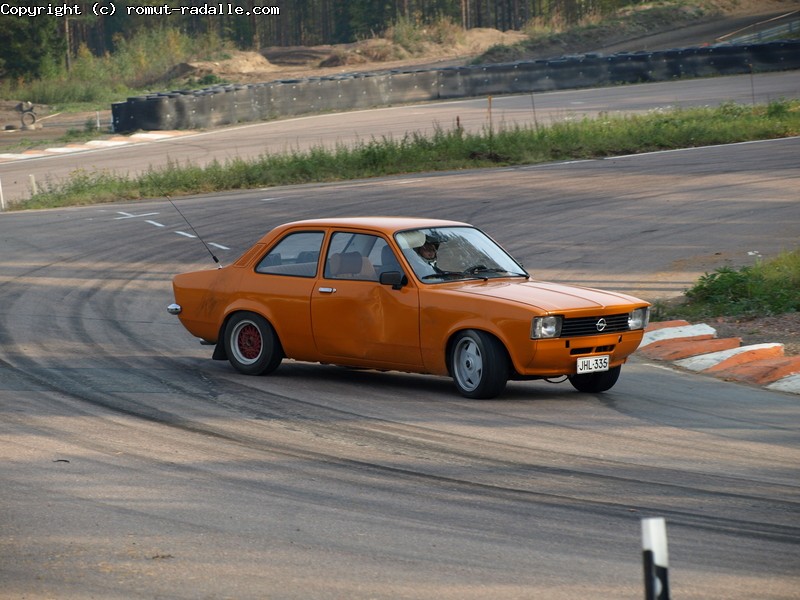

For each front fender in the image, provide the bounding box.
[419,295,534,376]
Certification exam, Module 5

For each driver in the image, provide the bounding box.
[414,237,440,270]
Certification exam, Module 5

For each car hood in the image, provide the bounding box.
[448,279,645,312]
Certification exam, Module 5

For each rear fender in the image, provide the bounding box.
[212,301,286,361]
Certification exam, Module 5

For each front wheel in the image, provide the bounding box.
[568,365,621,393]
[449,330,509,399]
[224,312,283,376]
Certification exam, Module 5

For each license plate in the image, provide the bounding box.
[576,355,609,374]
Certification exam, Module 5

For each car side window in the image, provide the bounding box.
[255,231,324,277]
[324,232,382,281]
[371,238,403,276]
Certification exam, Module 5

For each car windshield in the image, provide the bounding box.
[395,226,528,283]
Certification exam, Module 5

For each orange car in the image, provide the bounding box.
[168,217,650,398]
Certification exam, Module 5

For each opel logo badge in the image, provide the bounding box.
[596,318,607,332]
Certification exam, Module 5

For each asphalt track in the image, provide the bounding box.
[1,76,799,599]
[1,70,799,204]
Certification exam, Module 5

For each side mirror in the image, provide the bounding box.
[379,271,406,290]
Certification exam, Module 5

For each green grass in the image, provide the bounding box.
[653,249,800,319]
[13,98,800,210]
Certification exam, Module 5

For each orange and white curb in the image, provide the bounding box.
[0,130,196,163]
[639,320,800,395]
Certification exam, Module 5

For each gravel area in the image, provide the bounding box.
[699,312,800,357]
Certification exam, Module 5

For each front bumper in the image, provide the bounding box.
[521,330,645,376]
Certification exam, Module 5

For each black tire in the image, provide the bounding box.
[223,312,283,376]
[449,330,509,399]
[568,365,621,393]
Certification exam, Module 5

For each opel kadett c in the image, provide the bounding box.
[168,217,650,399]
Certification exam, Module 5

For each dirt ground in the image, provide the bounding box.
[701,314,800,357]
[1,0,798,356]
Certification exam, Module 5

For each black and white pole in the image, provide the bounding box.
[642,517,670,600]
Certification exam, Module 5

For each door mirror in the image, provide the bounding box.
[379,271,406,290]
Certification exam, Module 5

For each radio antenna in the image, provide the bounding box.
[166,195,221,267]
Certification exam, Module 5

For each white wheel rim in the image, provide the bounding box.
[454,337,483,392]
[231,320,263,365]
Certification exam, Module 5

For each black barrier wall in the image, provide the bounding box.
[112,40,800,132]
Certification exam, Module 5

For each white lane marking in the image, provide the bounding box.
[130,132,174,140]
[85,140,130,147]
[605,138,794,160]
[114,212,230,250]
[115,211,160,219]
[0,153,41,160]
[44,147,88,153]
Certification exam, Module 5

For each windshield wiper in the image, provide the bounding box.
[467,267,528,278]
[421,268,528,282]
[421,271,468,280]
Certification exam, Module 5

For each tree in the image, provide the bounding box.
[0,0,639,80]
[0,12,65,79]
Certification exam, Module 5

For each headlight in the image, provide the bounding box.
[628,307,650,330]
[531,316,562,339]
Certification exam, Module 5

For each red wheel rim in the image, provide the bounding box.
[237,323,262,360]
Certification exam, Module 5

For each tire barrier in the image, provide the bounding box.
[112,40,800,133]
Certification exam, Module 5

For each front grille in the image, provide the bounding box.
[570,345,616,356]
[561,313,629,337]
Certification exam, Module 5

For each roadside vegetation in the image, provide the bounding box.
[654,249,800,320]
[13,98,800,210]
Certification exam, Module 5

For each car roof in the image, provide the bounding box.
[275,216,472,234]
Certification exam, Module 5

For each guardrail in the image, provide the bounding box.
[729,20,800,44]
[111,40,800,133]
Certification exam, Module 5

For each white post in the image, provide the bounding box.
[0,177,5,211]
[642,517,670,600]
[29,174,37,196]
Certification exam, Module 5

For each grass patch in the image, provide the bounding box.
[12,98,800,210]
[654,249,800,320]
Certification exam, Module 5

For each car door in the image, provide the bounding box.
[310,231,423,368]
[246,230,325,361]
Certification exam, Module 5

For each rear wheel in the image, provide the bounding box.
[449,330,508,399]
[568,365,621,393]
[224,312,283,375]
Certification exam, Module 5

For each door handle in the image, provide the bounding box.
[318,287,336,294]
